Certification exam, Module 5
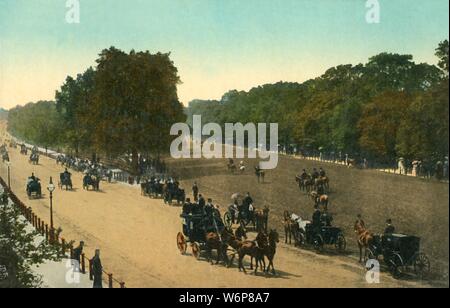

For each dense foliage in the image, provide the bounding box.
[186,41,449,163]
[0,192,59,288]
[7,47,186,173]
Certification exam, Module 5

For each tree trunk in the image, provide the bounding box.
[131,149,139,175]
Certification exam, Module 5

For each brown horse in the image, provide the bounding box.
[226,229,265,274]
[205,228,232,265]
[255,206,270,233]
[354,220,373,263]
[283,210,295,245]
[262,229,279,275]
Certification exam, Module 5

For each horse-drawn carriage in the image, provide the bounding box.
[20,144,28,155]
[285,210,345,253]
[177,213,208,259]
[58,172,73,191]
[29,153,39,165]
[83,174,100,191]
[177,212,227,261]
[26,178,42,199]
[367,234,430,278]
[304,224,347,253]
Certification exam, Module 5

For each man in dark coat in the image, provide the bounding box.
[92,249,103,288]
[384,219,395,234]
[198,194,205,210]
[192,182,199,202]
[319,168,326,177]
[182,198,193,215]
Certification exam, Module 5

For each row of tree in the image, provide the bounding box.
[186,41,449,163]
[8,47,186,173]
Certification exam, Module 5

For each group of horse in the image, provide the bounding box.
[202,225,280,275]
[226,159,266,183]
[140,177,186,205]
[295,172,329,194]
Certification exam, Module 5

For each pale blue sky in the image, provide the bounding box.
[0,0,448,109]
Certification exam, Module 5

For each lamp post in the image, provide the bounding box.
[47,177,56,243]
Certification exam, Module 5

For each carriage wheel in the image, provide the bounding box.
[176,232,187,255]
[223,212,232,229]
[191,242,201,260]
[366,249,377,263]
[387,254,402,279]
[335,234,346,253]
[413,253,430,278]
[294,231,305,247]
[313,235,324,253]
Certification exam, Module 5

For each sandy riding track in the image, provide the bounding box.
[0,122,443,288]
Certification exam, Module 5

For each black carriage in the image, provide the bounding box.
[223,208,255,230]
[82,174,100,191]
[59,172,73,190]
[177,214,208,259]
[29,153,39,165]
[26,179,42,199]
[367,234,430,278]
[177,212,225,260]
[304,224,346,253]
[20,144,28,155]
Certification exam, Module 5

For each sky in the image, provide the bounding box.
[0,0,448,109]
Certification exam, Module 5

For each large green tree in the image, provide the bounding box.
[86,47,185,172]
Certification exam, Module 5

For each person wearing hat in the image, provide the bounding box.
[192,182,199,202]
[384,219,395,235]
[312,168,319,180]
[300,169,308,180]
[92,249,103,288]
[182,198,193,215]
[319,168,326,177]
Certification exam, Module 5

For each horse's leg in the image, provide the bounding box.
[250,255,254,270]
[284,226,288,244]
[238,253,246,273]
[215,247,221,265]
[358,242,363,263]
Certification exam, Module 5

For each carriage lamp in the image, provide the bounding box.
[47,177,56,243]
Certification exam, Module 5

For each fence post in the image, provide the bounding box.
[41,221,45,235]
[81,253,86,274]
[89,259,93,281]
[61,238,66,255]
[37,218,41,232]
[45,224,49,242]
[108,273,113,288]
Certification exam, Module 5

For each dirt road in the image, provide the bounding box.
[0,123,432,288]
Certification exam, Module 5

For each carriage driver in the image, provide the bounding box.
[319,168,326,177]
[312,168,320,180]
[63,168,71,179]
[300,169,308,180]
[384,219,395,235]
